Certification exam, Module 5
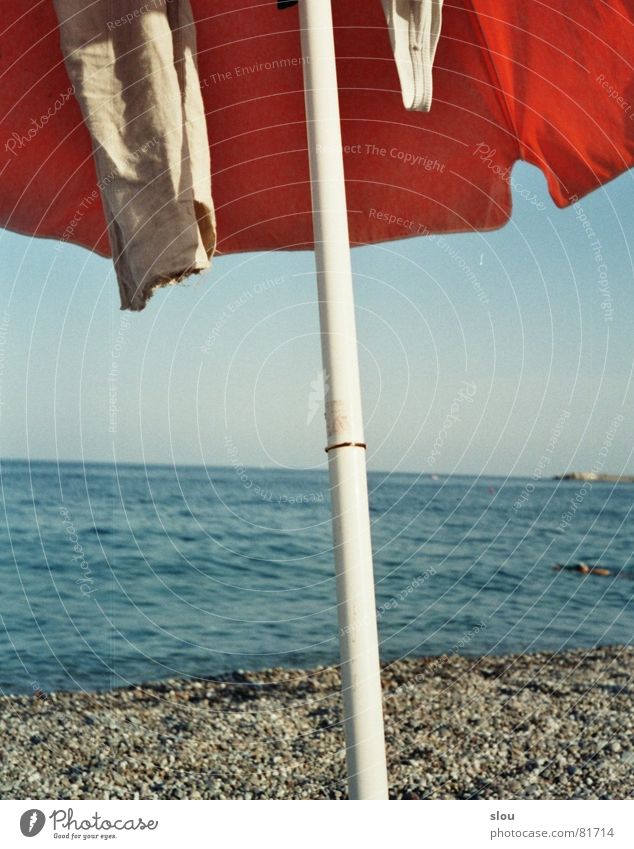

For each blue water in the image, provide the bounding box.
[0,460,631,694]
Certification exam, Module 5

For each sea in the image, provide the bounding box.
[0,460,631,694]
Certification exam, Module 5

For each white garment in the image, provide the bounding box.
[54,0,215,311]
[381,0,444,111]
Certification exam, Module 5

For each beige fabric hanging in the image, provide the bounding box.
[53,0,216,311]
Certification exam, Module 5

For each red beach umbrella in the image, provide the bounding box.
[2,2,632,257]
[1,0,633,800]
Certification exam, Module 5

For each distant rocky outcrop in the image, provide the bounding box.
[555,472,634,483]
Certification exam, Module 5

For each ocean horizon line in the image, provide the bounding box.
[1,456,623,481]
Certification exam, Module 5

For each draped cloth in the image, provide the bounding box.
[52,0,215,311]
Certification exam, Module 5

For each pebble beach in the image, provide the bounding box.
[1,646,632,800]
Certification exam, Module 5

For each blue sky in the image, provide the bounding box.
[0,161,632,477]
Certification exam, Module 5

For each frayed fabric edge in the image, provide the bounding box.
[121,261,210,312]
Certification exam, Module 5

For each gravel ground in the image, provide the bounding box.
[1,646,633,800]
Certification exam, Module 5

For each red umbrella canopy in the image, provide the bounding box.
[1,0,633,258]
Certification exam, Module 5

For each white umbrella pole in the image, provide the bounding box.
[299,0,389,800]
